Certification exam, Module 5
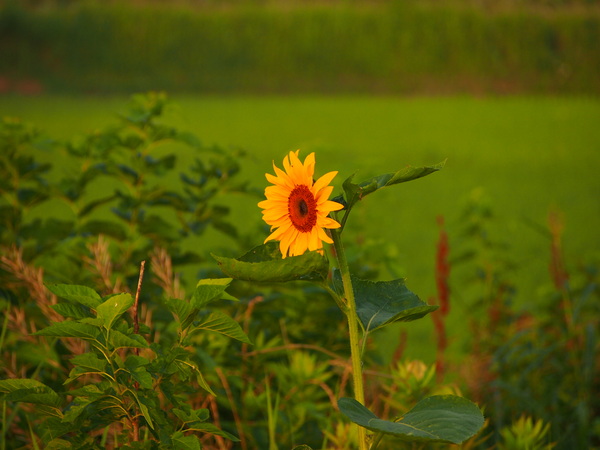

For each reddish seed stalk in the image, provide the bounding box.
[548,210,572,331]
[432,216,450,382]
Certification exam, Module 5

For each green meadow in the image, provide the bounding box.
[3,94,599,363]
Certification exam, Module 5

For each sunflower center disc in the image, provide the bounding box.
[299,199,308,216]
[288,185,317,232]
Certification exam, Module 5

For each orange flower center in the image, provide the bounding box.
[288,185,317,232]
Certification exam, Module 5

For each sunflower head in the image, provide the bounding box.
[258,150,344,258]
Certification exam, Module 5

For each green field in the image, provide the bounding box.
[2,94,599,362]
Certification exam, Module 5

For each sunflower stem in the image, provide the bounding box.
[331,228,368,450]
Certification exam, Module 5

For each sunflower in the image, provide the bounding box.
[258,150,344,258]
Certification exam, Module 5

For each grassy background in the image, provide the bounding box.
[2,1,600,95]
[3,94,599,362]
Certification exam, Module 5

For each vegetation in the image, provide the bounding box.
[1,0,599,95]
[0,93,598,448]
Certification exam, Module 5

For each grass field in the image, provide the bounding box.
[2,94,599,362]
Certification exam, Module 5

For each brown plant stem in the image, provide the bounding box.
[132,260,146,442]
[133,261,146,337]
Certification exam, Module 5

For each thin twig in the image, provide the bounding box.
[131,261,145,443]
[133,261,146,337]
[243,343,343,361]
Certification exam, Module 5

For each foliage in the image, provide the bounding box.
[0,92,255,447]
[0,91,251,295]
[498,415,555,450]
[1,1,600,94]
[450,191,600,449]
[0,281,247,448]
[1,94,598,448]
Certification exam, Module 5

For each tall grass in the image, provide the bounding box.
[1,1,599,94]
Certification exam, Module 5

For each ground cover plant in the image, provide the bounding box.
[0,93,598,448]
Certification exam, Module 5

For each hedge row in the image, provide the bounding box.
[1,2,599,94]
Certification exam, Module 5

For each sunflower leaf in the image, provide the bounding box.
[212,242,329,282]
[334,160,445,213]
[338,395,484,444]
[333,271,437,332]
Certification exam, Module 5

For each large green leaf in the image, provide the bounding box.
[61,397,94,424]
[66,353,109,384]
[334,272,437,332]
[109,330,149,350]
[0,379,62,408]
[130,390,154,430]
[46,284,102,309]
[190,311,251,344]
[190,278,232,309]
[213,242,329,282]
[51,302,93,320]
[33,321,100,341]
[335,161,445,213]
[164,297,194,323]
[70,353,107,372]
[127,365,154,389]
[96,293,134,330]
[339,395,484,444]
[171,432,202,450]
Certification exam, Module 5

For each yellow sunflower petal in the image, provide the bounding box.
[280,234,292,258]
[315,185,335,203]
[318,200,344,213]
[282,151,294,175]
[313,170,338,194]
[262,211,289,225]
[286,150,308,185]
[272,163,295,189]
[317,226,334,244]
[265,222,292,243]
[320,217,341,229]
[303,152,316,182]
[292,232,309,256]
[258,199,278,209]
[308,229,322,251]
[265,183,289,195]
[283,228,300,257]
[265,172,290,189]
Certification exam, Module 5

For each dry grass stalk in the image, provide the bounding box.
[0,244,59,322]
[84,235,123,294]
[0,245,88,368]
[150,246,184,299]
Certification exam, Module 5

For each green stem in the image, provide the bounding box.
[331,228,368,450]
[370,432,384,450]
